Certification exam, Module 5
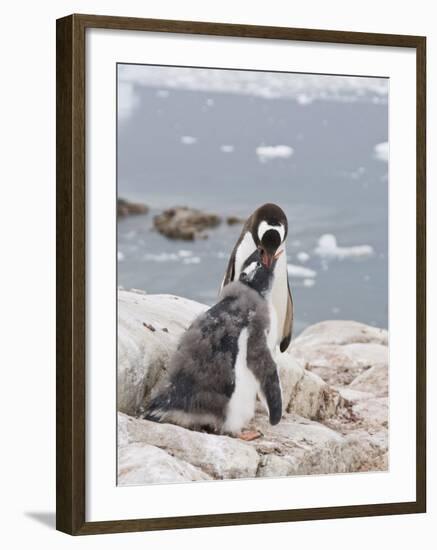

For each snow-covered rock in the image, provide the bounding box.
[117,291,389,484]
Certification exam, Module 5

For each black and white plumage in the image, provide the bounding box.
[221,203,293,353]
[144,251,282,436]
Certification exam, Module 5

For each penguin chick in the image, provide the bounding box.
[221,203,293,353]
[144,251,282,437]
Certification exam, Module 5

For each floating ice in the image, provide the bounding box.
[296,93,313,105]
[315,234,374,259]
[118,65,388,105]
[178,250,193,258]
[287,264,317,278]
[156,89,170,98]
[303,278,316,288]
[143,253,179,262]
[118,82,139,122]
[181,136,197,145]
[256,145,294,162]
[117,251,125,262]
[220,145,235,153]
[183,256,201,264]
[296,251,310,263]
[374,142,388,162]
[349,166,366,180]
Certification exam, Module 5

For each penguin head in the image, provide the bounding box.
[251,203,288,269]
[239,249,280,296]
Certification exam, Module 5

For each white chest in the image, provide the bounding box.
[223,328,259,434]
[271,246,288,345]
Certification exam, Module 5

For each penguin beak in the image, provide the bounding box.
[262,253,274,269]
[260,248,282,268]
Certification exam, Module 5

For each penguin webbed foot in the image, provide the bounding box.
[238,430,263,442]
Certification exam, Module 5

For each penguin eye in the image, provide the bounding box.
[240,272,248,281]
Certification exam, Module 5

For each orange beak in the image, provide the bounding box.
[260,248,283,268]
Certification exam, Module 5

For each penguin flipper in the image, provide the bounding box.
[262,370,282,426]
[280,279,293,353]
[221,253,235,290]
[220,217,252,292]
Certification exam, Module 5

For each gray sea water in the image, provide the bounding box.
[117,68,388,335]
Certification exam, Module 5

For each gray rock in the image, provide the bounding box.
[119,413,260,480]
[252,413,386,477]
[154,206,221,240]
[117,291,389,484]
[118,443,211,485]
[291,342,388,386]
[117,198,149,217]
[350,364,388,396]
[287,369,344,420]
[293,320,388,347]
[117,291,207,415]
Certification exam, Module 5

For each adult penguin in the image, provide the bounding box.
[221,203,293,352]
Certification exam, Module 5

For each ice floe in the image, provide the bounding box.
[220,145,235,153]
[296,251,310,263]
[143,252,180,262]
[256,145,293,162]
[315,234,374,259]
[118,82,139,122]
[374,142,389,162]
[183,256,201,265]
[117,251,125,262]
[181,136,197,145]
[287,264,317,278]
[118,65,388,105]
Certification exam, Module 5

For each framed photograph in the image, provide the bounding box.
[56,14,426,535]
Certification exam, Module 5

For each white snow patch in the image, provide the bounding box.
[296,251,310,263]
[220,145,235,153]
[287,264,317,278]
[315,234,374,259]
[256,145,294,162]
[374,142,389,162]
[181,136,197,145]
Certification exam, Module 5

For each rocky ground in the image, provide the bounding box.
[117,289,389,486]
[153,206,221,240]
[117,198,149,217]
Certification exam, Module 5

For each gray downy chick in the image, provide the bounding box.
[143,249,282,437]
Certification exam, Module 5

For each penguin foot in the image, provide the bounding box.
[238,430,262,441]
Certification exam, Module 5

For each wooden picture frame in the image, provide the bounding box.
[56,13,426,535]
